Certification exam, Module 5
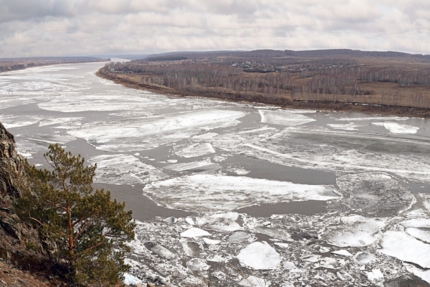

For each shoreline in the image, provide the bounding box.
[96,68,430,118]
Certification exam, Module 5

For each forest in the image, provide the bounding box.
[99,49,430,112]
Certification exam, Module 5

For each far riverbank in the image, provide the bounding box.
[97,67,430,119]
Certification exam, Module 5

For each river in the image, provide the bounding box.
[1,61,430,286]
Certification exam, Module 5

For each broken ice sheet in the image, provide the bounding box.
[327,123,361,131]
[380,231,430,268]
[164,159,220,172]
[38,117,83,128]
[336,172,414,216]
[180,227,211,238]
[401,219,430,243]
[372,122,420,134]
[88,154,167,185]
[239,276,270,287]
[259,109,316,126]
[175,143,215,158]
[1,115,43,128]
[143,174,338,213]
[68,109,246,152]
[321,215,385,247]
[237,242,281,270]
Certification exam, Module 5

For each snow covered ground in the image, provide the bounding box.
[2,62,430,286]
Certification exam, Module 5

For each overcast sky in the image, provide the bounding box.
[0,0,429,57]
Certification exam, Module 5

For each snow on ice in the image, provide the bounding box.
[237,242,281,270]
[143,174,338,212]
[372,122,420,134]
[88,154,167,185]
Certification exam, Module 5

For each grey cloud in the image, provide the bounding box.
[0,0,429,57]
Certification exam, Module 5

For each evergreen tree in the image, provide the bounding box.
[15,144,135,286]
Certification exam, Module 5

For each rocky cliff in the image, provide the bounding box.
[0,123,46,271]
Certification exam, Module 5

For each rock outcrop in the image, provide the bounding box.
[0,123,45,271]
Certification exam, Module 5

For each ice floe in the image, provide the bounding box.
[327,123,361,131]
[39,117,83,128]
[175,143,215,158]
[164,159,220,172]
[88,154,167,185]
[68,110,246,151]
[259,109,316,126]
[321,215,385,247]
[380,231,430,268]
[239,276,270,287]
[180,228,211,238]
[336,173,414,216]
[373,122,420,134]
[237,242,281,270]
[143,174,338,212]
[401,219,430,243]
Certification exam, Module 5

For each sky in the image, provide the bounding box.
[0,0,429,57]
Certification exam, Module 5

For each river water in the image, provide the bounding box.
[2,62,430,286]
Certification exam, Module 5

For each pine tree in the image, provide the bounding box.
[15,144,135,286]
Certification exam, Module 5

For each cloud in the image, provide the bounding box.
[0,0,428,57]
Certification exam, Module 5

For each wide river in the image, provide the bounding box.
[2,61,430,286]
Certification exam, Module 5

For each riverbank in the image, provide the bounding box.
[97,68,430,118]
[0,57,108,74]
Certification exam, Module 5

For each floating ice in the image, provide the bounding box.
[88,154,167,185]
[354,252,375,264]
[175,143,215,158]
[237,242,281,270]
[373,122,419,134]
[259,109,316,126]
[401,219,430,243]
[39,94,164,112]
[145,242,176,260]
[332,250,353,257]
[68,109,246,151]
[336,173,414,216]
[227,232,251,244]
[380,231,430,268]
[143,174,338,213]
[327,123,361,131]
[180,228,211,238]
[336,116,409,121]
[186,258,210,271]
[39,117,82,128]
[227,167,250,175]
[322,215,385,247]
[239,276,270,287]
[1,115,42,128]
[206,212,243,232]
[191,132,218,141]
[366,269,384,283]
[203,238,221,245]
[164,159,220,172]
[405,264,430,284]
